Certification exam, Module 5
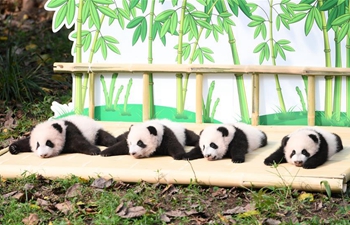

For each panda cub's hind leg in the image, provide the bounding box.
[184,129,199,146]
[9,137,31,155]
[100,132,129,157]
[229,128,249,163]
[95,129,118,147]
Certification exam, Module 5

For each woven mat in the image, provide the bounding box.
[1,123,349,193]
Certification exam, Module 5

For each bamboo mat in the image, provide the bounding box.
[1,123,350,193]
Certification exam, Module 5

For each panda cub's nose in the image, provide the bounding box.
[40,154,48,158]
[294,161,303,167]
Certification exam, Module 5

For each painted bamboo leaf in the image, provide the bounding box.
[107,43,121,55]
[319,0,338,11]
[82,33,92,52]
[92,0,114,3]
[82,0,90,23]
[304,6,315,35]
[140,19,147,41]
[281,44,295,52]
[314,7,322,29]
[172,0,178,6]
[98,6,118,19]
[66,0,75,26]
[89,2,101,30]
[332,14,350,26]
[46,0,67,8]
[170,12,178,34]
[290,3,312,11]
[95,38,102,53]
[203,53,214,63]
[54,4,67,30]
[132,25,142,45]
[197,19,211,30]
[155,9,175,22]
[191,11,209,18]
[338,23,350,42]
[127,16,145,28]
[129,0,140,9]
[264,44,270,61]
[101,39,107,59]
[160,19,171,38]
[122,0,130,17]
[189,17,199,39]
[196,0,207,6]
[289,12,307,24]
[104,36,119,43]
[141,0,148,13]
[253,42,266,53]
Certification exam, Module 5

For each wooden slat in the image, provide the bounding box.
[88,72,95,119]
[308,75,316,126]
[196,73,203,123]
[143,73,150,121]
[54,63,350,76]
[251,73,259,126]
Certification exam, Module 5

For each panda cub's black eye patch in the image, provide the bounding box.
[36,142,40,149]
[301,149,310,157]
[137,140,146,148]
[210,143,218,149]
[46,140,54,148]
[290,150,296,158]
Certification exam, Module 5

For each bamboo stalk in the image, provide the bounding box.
[88,72,95,118]
[143,73,150,121]
[252,73,259,126]
[196,73,203,123]
[307,75,315,126]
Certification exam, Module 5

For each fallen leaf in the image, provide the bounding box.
[118,206,146,218]
[24,183,34,191]
[223,206,246,215]
[3,191,18,199]
[55,201,73,215]
[264,218,281,225]
[91,177,113,189]
[160,214,171,222]
[298,192,314,202]
[22,213,39,225]
[237,210,260,218]
[65,183,82,198]
[36,198,50,206]
[165,210,187,217]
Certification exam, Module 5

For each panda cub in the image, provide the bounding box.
[264,127,343,169]
[182,123,267,163]
[100,119,199,160]
[9,115,117,158]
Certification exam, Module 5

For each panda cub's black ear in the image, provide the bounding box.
[217,126,229,137]
[147,126,158,136]
[52,123,63,133]
[281,135,289,147]
[308,134,319,143]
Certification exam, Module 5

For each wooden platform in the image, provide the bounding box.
[1,123,350,193]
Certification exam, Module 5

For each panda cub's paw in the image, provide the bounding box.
[232,158,245,163]
[9,144,20,155]
[173,153,185,160]
[302,161,319,169]
[87,147,101,156]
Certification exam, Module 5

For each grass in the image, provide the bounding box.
[1,4,350,225]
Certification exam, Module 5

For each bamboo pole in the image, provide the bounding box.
[54,63,350,76]
[307,75,316,126]
[143,73,150,121]
[252,73,259,126]
[196,73,203,123]
[88,72,95,119]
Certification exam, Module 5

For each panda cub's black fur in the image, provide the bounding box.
[100,119,199,160]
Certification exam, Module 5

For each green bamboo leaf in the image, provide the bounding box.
[223,17,235,26]
[213,24,223,34]
[338,0,345,5]
[70,30,90,38]
[289,12,307,24]
[95,38,102,53]
[89,3,101,30]
[228,0,238,16]
[172,0,178,7]
[119,8,130,20]
[281,0,290,3]
[82,0,90,23]
[92,0,114,4]
[82,33,92,52]
[46,0,67,8]
[197,20,211,30]
[107,43,121,55]
[193,48,200,61]
[205,27,211,38]
[219,12,232,18]
[280,16,290,29]
[213,28,219,42]
[66,0,75,26]
[116,13,125,29]
[122,0,130,18]
[197,0,207,6]
[264,44,270,61]
[215,0,223,13]
[131,6,137,18]
[250,15,265,22]
[314,7,322,29]
[152,21,159,40]
[104,36,119,43]
[261,23,267,39]
[155,9,175,22]
[141,0,147,13]
[273,43,279,59]
[188,28,194,41]
[319,0,337,11]
[237,0,252,18]
[140,19,147,42]
[203,53,214,63]
[281,45,295,52]
[247,3,258,13]
[280,4,289,16]
[54,4,67,30]
[332,14,350,26]
[190,17,199,40]
[98,6,118,19]
[304,8,315,35]
[160,35,166,46]
[290,3,312,11]
[101,39,107,60]
[259,48,265,64]
[337,23,349,43]
[300,0,316,3]
[277,39,291,45]
[253,42,266,53]
[170,12,178,34]
[276,15,281,31]
[198,50,204,64]
[286,3,296,16]
[187,3,196,11]
[88,16,94,29]
[326,8,338,30]
[160,19,171,37]
[217,16,223,28]
[183,45,191,60]
[248,21,262,27]
[191,11,209,18]
[129,0,140,9]
[127,16,145,29]
[277,44,286,60]
[132,25,142,46]
[201,47,214,54]
[254,25,261,39]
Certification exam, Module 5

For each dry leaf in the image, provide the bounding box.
[223,206,246,215]
[91,177,113,189]
[118,206,146,218]
[298,192,314,202]
[65,183,82,198]
[165,210,187,217]
[22,213,39,225]
[160,214,171,222]
[55,201,73,215]
[264,218,281,225]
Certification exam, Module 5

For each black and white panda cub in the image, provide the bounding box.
[100,119,199,160]
[9,115,117,158]
[182,123,267,163]
[264,127,343,169]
